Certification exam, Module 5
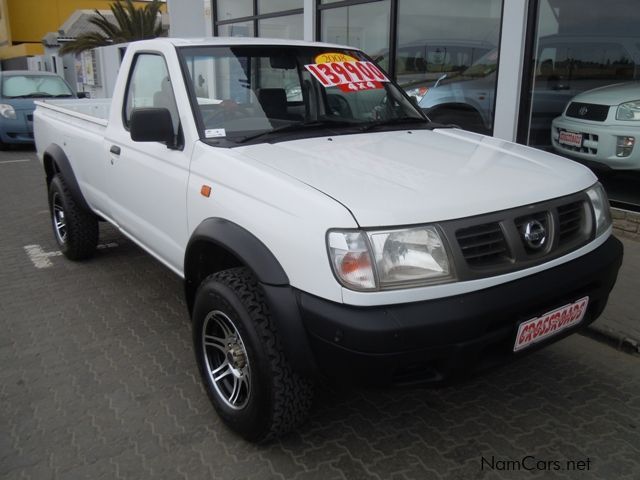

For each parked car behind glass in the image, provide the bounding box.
[411,36,640,139]
[417,48,498,134]
[552,82,640,171]
[0,71,76,149]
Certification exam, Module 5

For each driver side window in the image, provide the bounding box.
[124,53,180,134]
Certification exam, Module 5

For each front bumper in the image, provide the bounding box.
[295,236,623,386]
[0,115,35,144]
[551,117,640,170]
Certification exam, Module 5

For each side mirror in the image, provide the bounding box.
[130,108,175,145]
[77,92,89,99]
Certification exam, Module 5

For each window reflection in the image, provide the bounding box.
[258,14,303,40]
[393,0,502,134]
[217,0,253,21]
[218,22,254,37]
[527,0,640,207]
[321,1,391,56]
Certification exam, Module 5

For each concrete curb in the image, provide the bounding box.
[583,324,640,356]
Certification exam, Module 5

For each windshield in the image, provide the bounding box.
[1,75,73,98]
[179,45,426,145]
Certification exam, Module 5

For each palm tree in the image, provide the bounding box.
[59,0,164,55]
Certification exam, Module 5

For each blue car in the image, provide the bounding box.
[0,71,76,149]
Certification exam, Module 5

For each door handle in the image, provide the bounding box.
[110,145,121,155]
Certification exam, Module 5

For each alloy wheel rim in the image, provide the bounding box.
[52,192,67,244]
[202,310,251,410]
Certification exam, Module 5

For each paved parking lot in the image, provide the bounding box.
[1,148,639,480]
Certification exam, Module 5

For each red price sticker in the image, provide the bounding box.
[304,52,388,92]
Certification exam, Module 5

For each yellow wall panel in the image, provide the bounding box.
[0,42,43,59]
[6,0,166,44]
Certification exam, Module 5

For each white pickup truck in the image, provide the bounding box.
[35,37,623,442]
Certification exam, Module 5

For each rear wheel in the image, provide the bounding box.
[48,174,98,260]
[193,267,314,442]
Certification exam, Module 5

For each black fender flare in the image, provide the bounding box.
[42,144,91,212]
[184,218,289,290]
[184,218,317,375]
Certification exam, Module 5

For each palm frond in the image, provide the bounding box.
[60,0,163,55]
[59,32,111,55]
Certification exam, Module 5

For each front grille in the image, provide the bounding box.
[442,192,593,280]
[557,201,585,245]
[566,102,610,121]
[456,223,511,267]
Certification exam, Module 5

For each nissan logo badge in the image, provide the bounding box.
[522,220,547,250]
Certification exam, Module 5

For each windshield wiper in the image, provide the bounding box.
[359,116,431,133]
[233,119,359,144]
[10,92,54,98]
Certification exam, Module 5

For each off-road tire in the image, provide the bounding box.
[48,174,98,260]
[193,267,314,442]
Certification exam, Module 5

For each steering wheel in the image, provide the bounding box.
[327,94,353,118]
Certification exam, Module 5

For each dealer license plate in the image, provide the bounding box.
[558,130,583,148]
[513,297,589,352]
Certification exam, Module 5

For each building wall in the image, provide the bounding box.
[0,0,166,59]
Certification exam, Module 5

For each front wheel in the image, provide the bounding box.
[192,267,314,442]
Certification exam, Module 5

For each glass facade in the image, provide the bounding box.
[208,0,640,209]
[258,0,302,14]
[317,0,502,134]
[216,0,252,21]
[258,14,303,39]
[215,0,303,40]
[218,21,255,37]
[320,1,390,57]
[523,0,640,207]
[393,0,502,134]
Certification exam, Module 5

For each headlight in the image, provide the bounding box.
[616,100,640,121]
[0,104,16,119]
[328,226,455,291]
[586,183,612,237]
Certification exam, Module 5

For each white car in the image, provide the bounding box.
[552,82,640,170]
[34,37,622,442]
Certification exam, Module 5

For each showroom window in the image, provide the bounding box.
[214,0,303,39]
[218,21,255,37]
[520,0,640,209]
[318,0,391,58]
[258,14,303,40]
[318,0,503,135]
[393,0,503,134]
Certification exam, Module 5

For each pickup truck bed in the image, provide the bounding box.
[37,98,111,125]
